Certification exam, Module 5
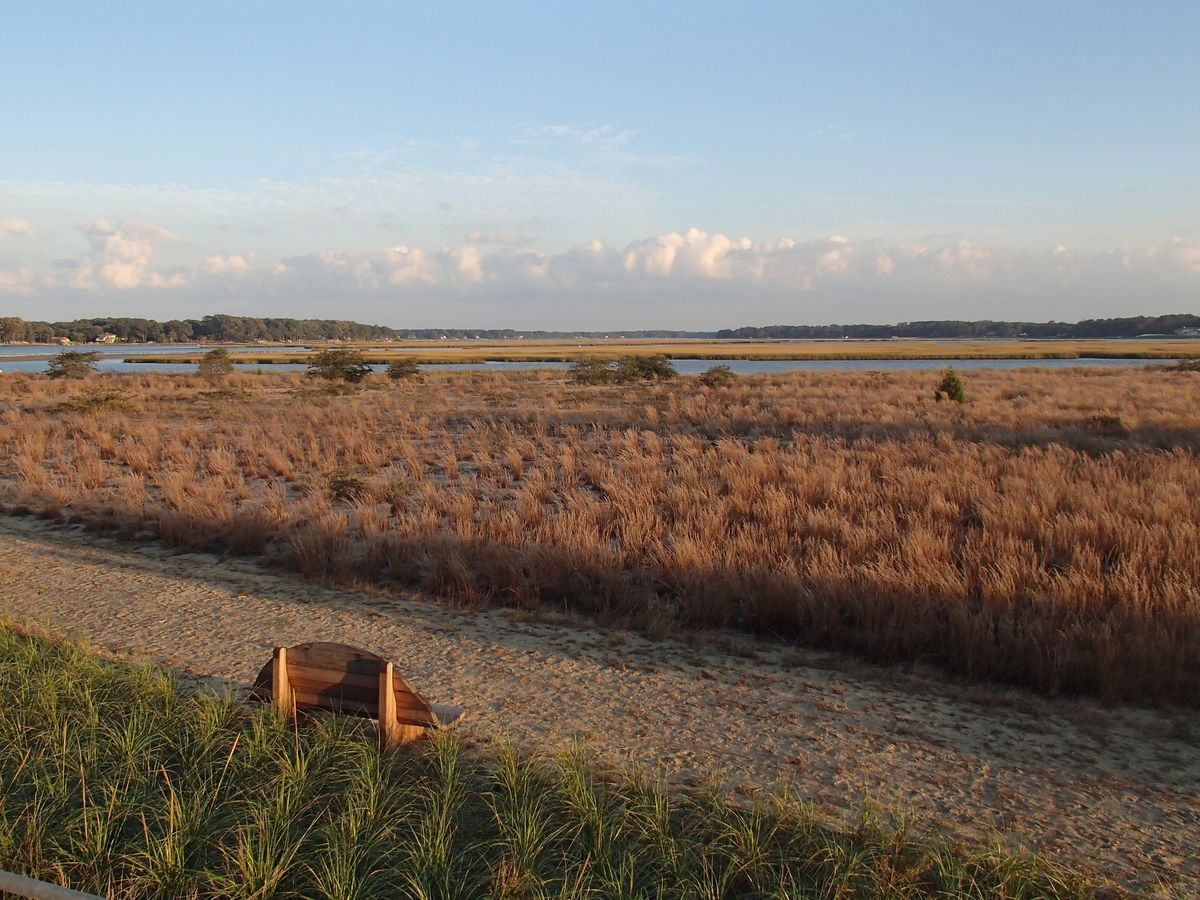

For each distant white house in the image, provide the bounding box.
[93,333,118,344]
[1175,326,1199,336]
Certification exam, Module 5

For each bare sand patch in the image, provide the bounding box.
[0,514,1195,895]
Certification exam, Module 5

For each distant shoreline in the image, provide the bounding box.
[2,312,1198,346]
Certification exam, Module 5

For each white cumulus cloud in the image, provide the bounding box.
[3,221,1199,328]
[56,219,186,290]
[622,228,754,278]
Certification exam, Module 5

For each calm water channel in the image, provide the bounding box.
[0,343,1179,375]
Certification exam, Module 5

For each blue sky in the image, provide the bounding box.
[1,1,1197,328]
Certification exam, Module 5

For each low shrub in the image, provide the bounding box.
[54,386,130,413]
[935,367,966,403]
[386,357,423,381]
[614,354,678,382]
[698,364,736,387]
[196,347,235,378]
[307,348,372,384]
[327,466,369,501]
[568,357,616,385]
[570,355,678,385]
[46,350,101,379]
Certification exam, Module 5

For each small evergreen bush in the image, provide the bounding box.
[698,364,736,387]
[307,348,372,384]
[385,357,422,381]
[55,386,129,412]
[614,354,677,383]
[935,368,966,404]
[197,347,235,378]
[569,357,615,385]
[570,355,678,385]
[46,350,101,379]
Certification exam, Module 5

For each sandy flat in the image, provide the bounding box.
[0,515,1196,895]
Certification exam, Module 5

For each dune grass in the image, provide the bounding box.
[0,623,1098,899]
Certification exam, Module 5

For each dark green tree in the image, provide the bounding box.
[568,357,615,385]
[0,317,31,342]
[385,357,422,381]
[197,347,235,378]
[569,354,679,385]
[698,364,736,387]
[935,367,966,404]
[613,354,677,383]
[306,348,372,383]
[46,351,102,379]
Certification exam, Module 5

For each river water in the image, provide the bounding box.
[0,344,1179,375]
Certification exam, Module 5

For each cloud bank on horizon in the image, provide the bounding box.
[1,218,1197,329]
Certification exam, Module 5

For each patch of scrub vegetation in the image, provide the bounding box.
[935,367,967,404]
[698,363,737,387]
[569,354,678,384]
[197,347,235,379]
[46,350,102,379]
[0,622,1095,898]
[53,386,131,413]
[306,347,373,384]
[385,357,423,382]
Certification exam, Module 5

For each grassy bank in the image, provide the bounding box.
[0,623,1097,898]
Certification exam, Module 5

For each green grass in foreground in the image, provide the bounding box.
[0,624,1099,899]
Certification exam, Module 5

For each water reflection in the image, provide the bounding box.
[0,354,1176,375]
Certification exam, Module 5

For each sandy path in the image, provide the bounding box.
[0,516,1196,895]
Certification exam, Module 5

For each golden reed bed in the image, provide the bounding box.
[2,365,1197,703]
[121,336,1200,364]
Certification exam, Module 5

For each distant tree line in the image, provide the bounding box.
[0,314,397,343]
[2,312,1197,345]
[0,317,703,343]
[715,314,1200,340]
[384,328,702,339]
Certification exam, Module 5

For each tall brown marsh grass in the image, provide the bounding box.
[2,366,1198,703]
